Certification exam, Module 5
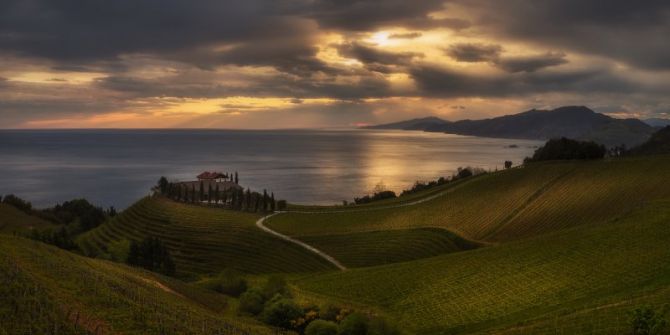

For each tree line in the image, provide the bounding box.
[157,176,287,212]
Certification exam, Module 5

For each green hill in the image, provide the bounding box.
[629,126,670,155]
[0,235,286,335]
[293,200,670,334]
[0,203,55,234]
[267,156,670,245]
[300,228,480,268]
[77,197,335,278]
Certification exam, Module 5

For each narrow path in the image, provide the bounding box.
[256,213,347,271]
[255,179,479,271]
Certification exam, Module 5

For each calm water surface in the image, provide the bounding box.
[0,129,541,209]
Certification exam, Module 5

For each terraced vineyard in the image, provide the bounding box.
[78,197,335,278]
[300,228,480,268]
[0,203,55,234]
[0,235,284,335]
[267,156,670,244]
[293,200,670,334]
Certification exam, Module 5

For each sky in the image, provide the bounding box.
[1,0,669,128]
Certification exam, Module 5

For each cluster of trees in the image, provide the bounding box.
[350,166,486,205]
[1,194,33,213]
[126,237,176,276]
[29,227,78,251]
[209,273,401,335]
[158,177,287,212]
[353,190,397,205]
[2,194,114,252]
[525,137,606,162]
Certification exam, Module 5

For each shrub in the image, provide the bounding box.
[262,275,290,299]
[630,306,667,335]
[238,289,265,315]
[321,304,343,322]
[107,239,131,262]
[338,313,368,335]
[306,320,338,335]
[261,298,303,329]
[212,269,248,297]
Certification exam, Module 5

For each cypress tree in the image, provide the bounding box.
[199,181,205,202]
[262,189,268,212]
[191,184,196,203]
[208,184,213,204]
[245,189,251,211]
[271,192,276,212]
[214,184,220,204]
[235,172,239,185]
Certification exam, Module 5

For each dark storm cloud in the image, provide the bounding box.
[495,52,568,73]
[409,65,639,98]
[446,43,502,62]
[337,42,423,68]
[307,0,454,31]
[96,71,395,101]
[458,0,670,70]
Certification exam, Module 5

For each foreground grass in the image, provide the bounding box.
[268,156,670,244]
[78,197,335,279]
[0,235,287,335]
[293,200,670,334]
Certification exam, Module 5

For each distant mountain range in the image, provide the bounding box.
[364,106,655,147]
[644,118,670,128]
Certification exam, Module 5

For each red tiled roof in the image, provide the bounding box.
[197,171,227,179]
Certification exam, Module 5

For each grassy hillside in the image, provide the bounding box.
[0,235,286,335]
[268,156,670,244]
[78,197,335,278]
[0,203,55,234]
[300,228,480,268]
[293,200,670,334]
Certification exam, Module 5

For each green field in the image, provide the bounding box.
[78,197,335,278]
[300,228,480,268]
[293,200,670,334]
[267,156,670,244]
[0,203,56,234]
[0,235,285,335]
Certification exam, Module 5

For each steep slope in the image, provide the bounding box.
[78,197,335,278]
[0,235,285,335]
[267,155,670,245]
[628,126,670,155]
[294,200,670,334]
[366,106,654,147]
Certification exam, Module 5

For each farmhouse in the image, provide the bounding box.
[181,171,241,195]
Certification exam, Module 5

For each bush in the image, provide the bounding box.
[368,317,401,335]
[526,137,606,162]
[261,298,303,329]
[306,320,338,335]
[262,275,290,299]
[338,313,368,335]
[2,194,32,213]
[321,304,343,322]
[630,306,667,335]
[107,239,131,262]
[212,269,248,297]
[238,289,265,315]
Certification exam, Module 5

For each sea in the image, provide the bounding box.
[0,129,542,209]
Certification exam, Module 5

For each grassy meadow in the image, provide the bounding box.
[3,154,670,334]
